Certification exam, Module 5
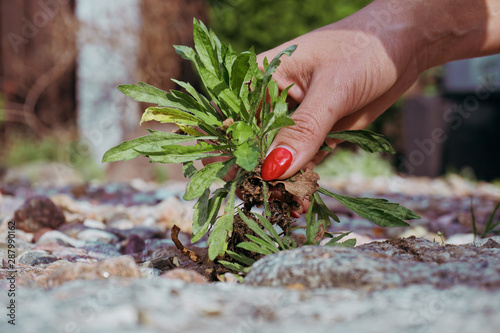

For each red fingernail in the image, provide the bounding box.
[261,147,293,181]
[290,210,300,218]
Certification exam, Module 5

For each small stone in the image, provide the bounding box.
[83,219,106,229]
[32,227,53,243]
[77,229,119,244]
[37,255,141,288]
[37,230,86,248]
[58,223,88,238]
[161,268,208,284]
[18,250,56,266]
[107,219,134,230]
[14,196,66,232]
[82,242,121,259]
[123,234,145,254]
[107,226,164,241]
[482,238,500,248]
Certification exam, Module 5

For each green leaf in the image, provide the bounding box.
[237,209,278,252]
[227,122,255,144]
[254,213,285,250]
[137,141,220,155]
[237,241,272,255]
[149,151,227,164]
[329,238,357,247]
[312,192,340,225]
[226,250,255,266]
[191,189,210,242]
[245,235,279,253]
[184,159,235,200]
[173,45,196,61]
[230,52,251,93]
[319,187,419,227]
[140,107,201,126]
[326,130,395,154]
[217,260,250,274]
[233,141,260,172]
[182,161,197,178]
[102,131,216,163]
[324,231,352,246]
[191,189,228,243]
[117,82,170,105]
[207,213,233,260]
[261,181,271,218]
[193,19,219,77]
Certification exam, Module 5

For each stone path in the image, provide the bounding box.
[1,174,500,332]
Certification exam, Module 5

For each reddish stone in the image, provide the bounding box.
[14,196,66,233]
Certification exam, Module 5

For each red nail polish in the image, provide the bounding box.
[261,147,293,181]
[290,210,301,218]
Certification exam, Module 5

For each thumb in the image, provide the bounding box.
[261,83,344,181]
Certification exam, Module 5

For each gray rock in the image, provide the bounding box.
[245,237,500,290]
[82,219,106,229]
[17,250,57,266]
[2,279,499,333]
[77,229,119,244]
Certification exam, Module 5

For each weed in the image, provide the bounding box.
[103,19,420,272]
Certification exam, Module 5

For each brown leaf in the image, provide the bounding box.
[271,170,320,198]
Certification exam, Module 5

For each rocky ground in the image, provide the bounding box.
[1,172,500,332]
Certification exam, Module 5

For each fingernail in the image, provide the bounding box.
[290,210,300,218]
[261,147,293,181]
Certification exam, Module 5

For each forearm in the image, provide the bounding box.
[412,0,500,69]
[334,0,500,72]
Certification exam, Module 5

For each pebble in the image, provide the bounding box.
[107,219,134,230]
[13,196,66,232]
[17,250,57,266]
[36,230,86,248]
[77,229,119,244]
[36,255,141,288]
[245,237,500,290]
[83,219,106,229]
[81,242,121,259]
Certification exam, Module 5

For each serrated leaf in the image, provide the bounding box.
[193,19,219,77]
[182,161,197,178]
[233,141,260,172]
[102,132,217,163]
[312,192,340,225]
[227,122,254,144]
[135,141,220,156]
[326,130,395,154]
[207,213,233,260]
[184,159,235,200]
[140,107,200,126]
[149,151,226,164]
[319,187,419,227]
[173,45,196,61]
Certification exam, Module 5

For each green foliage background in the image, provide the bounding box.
[208,0,372,53]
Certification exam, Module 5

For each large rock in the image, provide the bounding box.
[245,237,500,290]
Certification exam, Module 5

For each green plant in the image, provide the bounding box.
[471,198,500,242]
[102,19,420,271]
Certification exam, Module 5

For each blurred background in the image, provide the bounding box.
[1,0,500,186]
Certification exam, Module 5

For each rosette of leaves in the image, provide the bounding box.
[103,19,420,272]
